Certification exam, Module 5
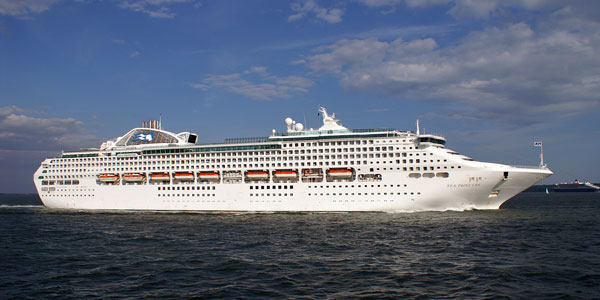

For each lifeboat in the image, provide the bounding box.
[246,171,269,180]
[302,169,322,177]
[98,173,119,182]
[274,170,297,178]
[198,172,220,180]
[173,172,194,181]
[327,169,353,178]
[122,173,145,182]
[149,173,170,182]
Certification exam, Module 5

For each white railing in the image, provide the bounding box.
[510,165,550,170]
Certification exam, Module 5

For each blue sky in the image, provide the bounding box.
[1,0,599,193]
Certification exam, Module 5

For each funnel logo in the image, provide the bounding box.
[134,132,154,142]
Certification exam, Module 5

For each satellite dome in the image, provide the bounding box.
[295,123,304,131]
[285,118,293,126]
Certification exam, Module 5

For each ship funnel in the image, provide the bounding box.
[142,120,161,129]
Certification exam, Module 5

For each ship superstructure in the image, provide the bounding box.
[33,108,552,211]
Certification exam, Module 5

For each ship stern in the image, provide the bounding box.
[33,161,50,207]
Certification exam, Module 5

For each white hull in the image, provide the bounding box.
[35,164,551,212]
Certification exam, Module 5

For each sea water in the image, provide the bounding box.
[1,193,599,299]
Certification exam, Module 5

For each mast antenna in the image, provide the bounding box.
[159,113,162,130]
[534,141,544,167]
[303,111,307,130]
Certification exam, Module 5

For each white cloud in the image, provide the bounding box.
[0,106,102,151]
[118,0,201,18]
[302,19,600,126]
[360,0,451,8]
[357,0,569,19]
[448,0,502,18]
[118,0,180,18]
[0,0,201,18]
[190,67,315,101]
[130,50,140,57]
[244,66,268,76]
[288,0,344,24]
[274,75,314,89]
[291,59,306,65]
[0,0,61,16]
[447,0,565,18]
[0,105,28,115]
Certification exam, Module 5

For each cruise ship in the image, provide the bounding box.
[33,108,552,211]
[552,180,600,193]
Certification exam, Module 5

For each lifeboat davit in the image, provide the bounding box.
[274,170,297,178]
[198,172,220,180]
[149,173,170,181]
[98,173,119,182]
[173,172,194,181]
[122,173,145,182]
[246,171,269,180]
[327,169,353,178]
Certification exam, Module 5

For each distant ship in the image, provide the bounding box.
[552,180,600,193]
[33,107,552,211]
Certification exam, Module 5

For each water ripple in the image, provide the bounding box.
[0,193,599,299]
